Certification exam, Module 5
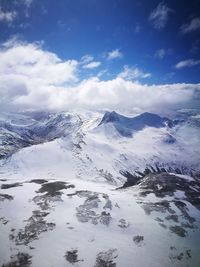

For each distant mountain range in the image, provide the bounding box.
[0,110,199,178]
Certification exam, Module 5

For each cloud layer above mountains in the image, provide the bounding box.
[0,39,199,114]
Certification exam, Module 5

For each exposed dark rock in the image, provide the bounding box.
[165,215,179,223]
[159,223,167,229]
[0,194,14,201]
[181,222,195,229]
[37,181,75,196]
[120,169,200,197]
[29,179,48,184]
[94,249,118,267]
[103,196,113,210]
[118,171,141,188]
[155,217,164,222]
[169,248,192,262]
[139,173,188,198]
[100,212,112,226]
[118,219,129,228]
[10,210,55,245]
[169,225,187,237]
[75,191,112,226]
[185,250,192,259]
[98,169,116,185]
[32,210,50,218]
[33,181,75,211]
[2,252,32,267]
[1,183,22,189]
[65,249,83,264]
[0,217,9,225]
[133,235,144,246]
[141,200,175,215]
[174,200,195,223]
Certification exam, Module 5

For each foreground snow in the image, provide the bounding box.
[0,175,200,267]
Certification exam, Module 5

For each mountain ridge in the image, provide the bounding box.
[98,111,175,137]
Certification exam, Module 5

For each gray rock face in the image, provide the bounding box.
[133,236,144,247]
[74,191,112,225]
[65,249,83,264]
[2,253,32,267]
[94,249,118,267]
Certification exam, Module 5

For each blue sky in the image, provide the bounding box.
[0,0,200,114]
[0,0,200,84]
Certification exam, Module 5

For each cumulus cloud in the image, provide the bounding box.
[180,17,200,34]
[0,40,78,85]
[0,39,199,114]
[175,59,200,69]
[80,54,94,64]
[54,78,198,113]
[0,7,17,23]
[0,39,78,110]
[82,61,101,69]
[107,49,123,60]
[118,66,151,80]
[149,2,173,30]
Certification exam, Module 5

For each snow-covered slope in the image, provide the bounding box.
[0,111,81,159]
[0,110,200,267]
[2,112,200,181]
[0,110,200,181]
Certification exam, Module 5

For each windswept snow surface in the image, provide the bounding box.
[0,110,200,267]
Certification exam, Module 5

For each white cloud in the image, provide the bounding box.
[107,49,123,60]
[54,78,198,113]
[0,39,199,114]
[80,54,94,64]
[82,61,101,69]
[0,40,78,85]
[97,69,108,78]
[118,66,151,80]
[175,59,200,69]
[149,3,173,30]
[180,17,200,34]
[154,49,165,59]
[0,0,34,24]
[0,39,78,111]
[0,7,17,23]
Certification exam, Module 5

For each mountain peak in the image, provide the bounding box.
[99,111,120,125]
[99,111,174,136]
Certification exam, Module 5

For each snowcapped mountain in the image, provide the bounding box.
[1,109,199,180]
[0,112,81,159]
[0,109,200,267]
[99,111,174,137]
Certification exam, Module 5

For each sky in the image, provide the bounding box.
[0,0,200,113]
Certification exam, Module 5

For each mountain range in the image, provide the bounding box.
[0,109,200,267]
